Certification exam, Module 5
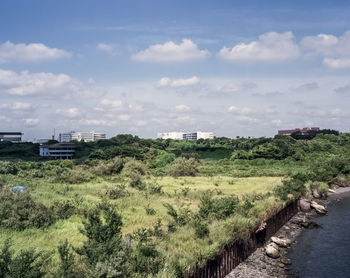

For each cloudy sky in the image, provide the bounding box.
[1,0,350,140]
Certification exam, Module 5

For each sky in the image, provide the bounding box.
[1,0,350,141]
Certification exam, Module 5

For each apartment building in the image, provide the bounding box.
[157,131,214,140]
[0,132,22,142]
[39,143,76,159]
[278,127,320,136]
[59,131,106,142]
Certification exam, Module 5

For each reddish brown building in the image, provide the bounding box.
[278,127,320,136]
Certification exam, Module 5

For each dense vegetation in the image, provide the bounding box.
[0,131,349,277]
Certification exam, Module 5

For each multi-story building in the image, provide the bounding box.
[59,131,106,142]
[0,132,22,142]
[39,143,76,159]
[157,131,214,140]
[278,127,320,136]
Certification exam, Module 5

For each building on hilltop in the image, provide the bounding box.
[59,131,106,142]
[278,127,320,136]
[39,143,76,159]
[0,132,22,142]
[157,131,214,140]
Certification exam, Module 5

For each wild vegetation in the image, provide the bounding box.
[0,131,349,277]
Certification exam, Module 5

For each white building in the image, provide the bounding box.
[40,143,76,159]
[157,132,185,140]
[59,131,106,142]
[157,131,214,140]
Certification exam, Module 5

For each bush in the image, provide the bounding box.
[194,222,209,238]
[53,199,77,220]
[107,184,129,199]
[0,188,56,230]
[274,172,308,200]
[129,172,146,190]
[57,240,78,278]
[168,157,199,177]
[0,239,50,278]
[198,191,239,220]
[122,159,147,177]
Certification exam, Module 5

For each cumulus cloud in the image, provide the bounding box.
[96,43,119,56]
[156,76,200,88]
[0,102,32,110]
[0,69,100,97]
[132,39,209,62]
[228,105,276,116]
[301,30,350,69]
[0,41,71,63]
[218,32,300,62]
[215,82,257,94]
[175,104,191,112]
[24,118,40,127]
[56,107,80,118]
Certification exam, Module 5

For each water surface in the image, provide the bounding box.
[288,194,350,277]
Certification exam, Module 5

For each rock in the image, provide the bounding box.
[279,263,285,268]
[299,199,311,212]
[329,189,336,193]
[312,188,321,198]
[265,243,280,259]
[271,236,291,248]
[280,258,292,265]
[311,201,327,215]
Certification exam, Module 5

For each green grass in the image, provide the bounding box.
[0,175,282,275]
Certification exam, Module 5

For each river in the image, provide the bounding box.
[288,193,350,278]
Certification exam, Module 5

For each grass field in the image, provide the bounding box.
[0,175,283,275]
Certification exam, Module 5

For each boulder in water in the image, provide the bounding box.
[299,199,311,212]
[311,201,327,215]
[265,243,280,258]
[271,236,291,248]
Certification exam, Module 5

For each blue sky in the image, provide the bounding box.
[1,0,350,140]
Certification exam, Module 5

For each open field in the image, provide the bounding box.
[0,175,283,275]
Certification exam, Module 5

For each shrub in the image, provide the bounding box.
[168,157,199,177]
[145,204,156,215]
[148,183,163,195]
[57,240,78,278]
[122,159,147,177]
[198,191,239,220]
[107,184,129,199]
[130,229,164,276]
[53,199,77,220]
[274,172,308,200]
[0,188,56,230]
[129,172,146,190]
[77,202,130,276]
[0,239,50,278]
[194,222,209,238]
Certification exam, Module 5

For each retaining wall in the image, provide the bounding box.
[186,199,299,278]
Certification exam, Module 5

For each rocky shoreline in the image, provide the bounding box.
[226,186,350,278]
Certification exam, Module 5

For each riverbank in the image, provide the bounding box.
[226,187,350,278]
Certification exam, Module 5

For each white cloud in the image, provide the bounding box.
[0,102,32,110]
[227,106,253,115]
[175,104,191,112]
[156,76,200,88]
[96,43,119,56]
[132,39,209,62]
[156,77,171,87]
[56,107,80,118]
[334,84,350,94]
[95,99,124,111]
[215,82,257,94]
[323,58,350,69]
[301,30,350,69]
[24,118,40,127]
[218,32,299,62]
[79,119,116,127]
[0,41,71,63]
[0,69,82,96]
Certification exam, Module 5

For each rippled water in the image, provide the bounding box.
[288,194,350,278]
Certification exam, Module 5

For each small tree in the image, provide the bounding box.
[57,240,77,278]
[168,157,199,177]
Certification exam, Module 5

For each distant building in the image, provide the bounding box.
[59,131,106,142]
[39,143,76,159]
[157,131,214,140]
[278,127,320,136]
[0,132,22,142]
